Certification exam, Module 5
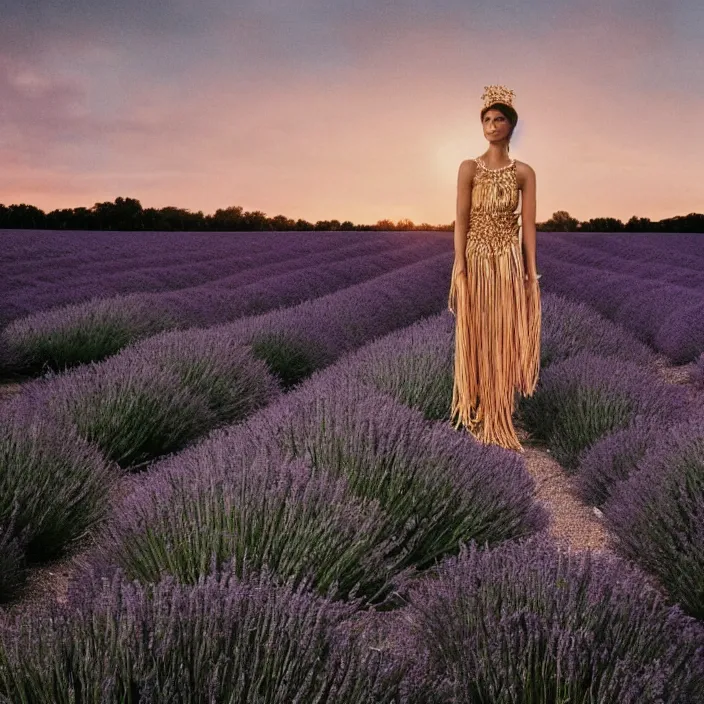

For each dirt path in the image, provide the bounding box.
[517,430,610,552]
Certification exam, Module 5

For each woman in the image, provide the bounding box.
[447,85,541,452]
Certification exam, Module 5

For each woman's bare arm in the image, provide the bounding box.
[520,164,539,279]
[453,160,474,275]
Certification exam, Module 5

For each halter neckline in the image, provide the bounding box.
[476,157,516,172]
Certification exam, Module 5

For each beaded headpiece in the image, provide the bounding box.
[481,85,516,110]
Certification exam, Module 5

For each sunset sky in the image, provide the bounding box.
[1,0,702,226]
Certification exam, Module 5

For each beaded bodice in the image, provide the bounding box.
[467,157,520,256]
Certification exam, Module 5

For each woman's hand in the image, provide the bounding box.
[454,258,467,279]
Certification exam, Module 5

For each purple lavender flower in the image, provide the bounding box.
[540,292,658,368]
[603,415,704,618]
[391,534,704,703]
[0,566,408,702]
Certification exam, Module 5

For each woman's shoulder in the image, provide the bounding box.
[514,159,535,189]
[458,158,479,175]
[514,159,535,175]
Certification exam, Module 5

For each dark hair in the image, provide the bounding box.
[480,103,519,153]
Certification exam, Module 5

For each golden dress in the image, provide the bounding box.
[447,156,541,451]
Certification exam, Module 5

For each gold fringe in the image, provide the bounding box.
[449,242,541,452]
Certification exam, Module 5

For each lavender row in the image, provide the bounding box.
[0,568,409,703]
[0,253,453,598]
[577,402,704,619]
[79,366,545,604]
[602,415,704,619]
[0,400,118,599]
[1,231,425,313]
[1,538,700,700]
[517,350,694,470]
[2,296,702,698]
[1,231,443,325]
[544,231,704,269]
[1,228,292,270]
[538,252,704,363]
[1,237,445,373]
[385,535,704,701]
[539,233,704,292]
[2,231,271,288]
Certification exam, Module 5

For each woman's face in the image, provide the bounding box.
[482,108,511,144]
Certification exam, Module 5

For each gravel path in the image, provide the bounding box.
[516,431,610,552]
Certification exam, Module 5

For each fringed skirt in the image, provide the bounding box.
[448,222,541,452]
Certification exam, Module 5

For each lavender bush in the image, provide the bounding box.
[0,400,116,600]
[655,300,704,364]
[604,417,704,619]
[86,449,406,603]
[249,329,327,389]
[517,351,692,470]
[540,292,658,368]
[611,283,690,347]
[118,331,282,424]
[0,567,407,702]
[575,415,667,507]
[391,535,704,703]
[340,313,454,421]
[1,296,178,373]
[32,357,218,468]
[220,373,547,572]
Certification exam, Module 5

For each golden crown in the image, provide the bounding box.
[481,85,516,110]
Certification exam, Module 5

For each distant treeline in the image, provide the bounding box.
[1,198,703,233]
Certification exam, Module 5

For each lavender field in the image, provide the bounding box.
[0,228,703,702]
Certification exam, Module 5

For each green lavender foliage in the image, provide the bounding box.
[93,452,407,604]
[0,402,116,601]
[518,351,691,471]
[1,296,176,374]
